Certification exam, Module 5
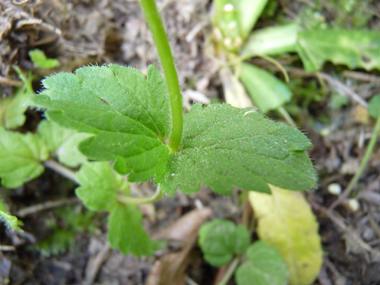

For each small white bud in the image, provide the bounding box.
[348,199,360,212]
[328,183,342,195]
[223,3,235,12]
[224,37,233,48]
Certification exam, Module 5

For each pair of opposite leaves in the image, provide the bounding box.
[33,64,317,195]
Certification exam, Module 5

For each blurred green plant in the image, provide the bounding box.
[211,0,380,125]
[30,206,95,257]
[199,219,289,285]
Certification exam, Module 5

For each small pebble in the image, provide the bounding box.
[348,199,360,212]
[328,183,342,195]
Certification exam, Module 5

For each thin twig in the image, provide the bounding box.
[84,241,111,285]
[0,76,24,87]
[217,257,240,285]
[250,62,368,108]
[43,160,78,183]
[16,197,80,218]
[316,205,375,254]
[343,71,380,83]
[0,245,16,251]
[318,72,368,108]
[329,114,380,210]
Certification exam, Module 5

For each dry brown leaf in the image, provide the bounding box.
[146,208,212,285]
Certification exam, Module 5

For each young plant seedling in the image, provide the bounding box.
[199,219,289,285]
[0,0,317,257]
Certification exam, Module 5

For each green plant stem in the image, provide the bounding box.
[278,106,297,128]
[140,0,183,152]
[118,185,163,205]
[330,115,380,210]
[45,159,164,205]
[217,257,240,285]
[254,54,289,83]
[13,66,34,94]
[44,159,78,183]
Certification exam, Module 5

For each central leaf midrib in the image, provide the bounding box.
[111,76,163,139]
[51,99,160,139]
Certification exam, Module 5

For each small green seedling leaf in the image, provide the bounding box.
[160,104,316,195]
[296,30,380,72]
[235,0,269,40]
[108,202,162,257]
[33,64,171,182]
[235,241,289,285]
[199,219,250,267]
[29,49,60,69]
[240,63,292,113]
[368,94,380,119]
[76,162,129,211]
[76,162,160,256]
[38,120,91,167]
[0,199,24,232]
[0,87,31,129]
[249,185,323,285]
[0,129,48,188]
[242,24,298,58]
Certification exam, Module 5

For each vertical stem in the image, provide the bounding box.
[329,115,380,210]
[217,257,240,285]
[140,0,183,152]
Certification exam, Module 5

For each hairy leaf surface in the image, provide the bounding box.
[33,65,171,182]
[235,241,289,285]
[0,130,48,188]
[160,104,317,195]
[76,162,129,211]
[249,185,322,285]
[296,30,380,72]
[108,202,161,257]
[199,219,250,267]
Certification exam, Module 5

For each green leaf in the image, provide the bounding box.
[235,0,269,40]
[241,24,298,58]
[160,104,316,195]
[296,30,380,72]
[240,63,292,113]
[368,94,380,119]
[108,202,161,257]
[29,49,60,69]
[76,162,129,211]
[249,185,323,285]
[235,241,289,285]
[0,129,48,188]
[199,219,250,267]
[0,87,30,129]
[0,200,24,232]
[32,64,171,182]
[38,120,91,167]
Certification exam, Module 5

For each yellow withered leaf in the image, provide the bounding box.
[249,185,323,285]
